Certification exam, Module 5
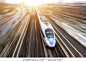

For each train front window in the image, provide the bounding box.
[45,29,54,38]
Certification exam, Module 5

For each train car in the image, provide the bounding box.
[37,11,56,48]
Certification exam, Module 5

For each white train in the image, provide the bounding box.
[37,11,56,48]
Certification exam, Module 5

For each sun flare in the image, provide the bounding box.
[24,0,59,6]
[5,0,86,5]
[24,0,40,6]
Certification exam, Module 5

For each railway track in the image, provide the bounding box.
[0,13,30,57]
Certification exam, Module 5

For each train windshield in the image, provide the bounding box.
[45,29,54,38]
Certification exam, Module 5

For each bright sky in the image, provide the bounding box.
[5,0,86,4]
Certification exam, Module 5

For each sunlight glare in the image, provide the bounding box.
[5,0,86,4]
[24,0,59,6]
[24,0,40,6]
[5,0,23,4]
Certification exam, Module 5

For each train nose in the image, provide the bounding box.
[47,37,54,45]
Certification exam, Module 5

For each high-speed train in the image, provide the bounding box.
[37,11,56,48]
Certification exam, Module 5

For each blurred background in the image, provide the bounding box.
[0,0,86,57]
